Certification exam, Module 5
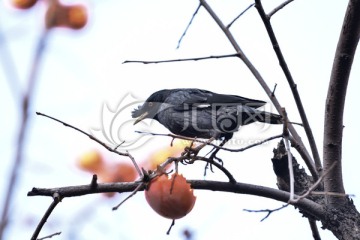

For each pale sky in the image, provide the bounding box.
[1,0,359,239]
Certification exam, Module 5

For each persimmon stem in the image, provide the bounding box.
[166,219,176,235]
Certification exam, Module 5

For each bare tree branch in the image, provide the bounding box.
[268,0,294,19]
[112,183,145,211]
[177,3,201,49]
[35,113,237,183]
[199,0,318,180]
[31,193,61,240]
[187,156,237,183]
[0,29,51,239]
[323,0,360,206]
[226,3,254,29]
[254,0,322,176]
[243,204,289,222]
[308,219,321,240]
[161,137,238,183]
[136,131,282,153]
[281,109,295,201]
[36,112,143,177]
[291,162,337,204]
[123,53,240,64]
[37,232,61,240]
[27,180,325,220]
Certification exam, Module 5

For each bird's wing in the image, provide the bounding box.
[166,89,266,109]
[202,90,266,108]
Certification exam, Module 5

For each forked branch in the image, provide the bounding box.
[254,0,322,175]
[28,180,325,220]
[36,112,143,177]
[198,0,318,179]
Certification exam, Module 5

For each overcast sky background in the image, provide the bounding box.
[1,0,359,239]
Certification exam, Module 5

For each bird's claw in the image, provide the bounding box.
[182,146,200,159]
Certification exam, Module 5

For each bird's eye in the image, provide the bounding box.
[148,102,153,107]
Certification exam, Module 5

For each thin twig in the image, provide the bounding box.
[271,83,277,97]
[136,131,282,153]
[200,0,241,52]
[268,0,294,19]
[226,3,254,29]
[35,112,142,177]
[112,183,145,210]
[163,137,237,183]
[243,204,289,221]
[31,193,61,240]
[37,112,127,155]
[123,53,240,64]
[43,116,235,183]
[309,192,355,198]
[230,134,282,152]
[190,156,236,183]
[255,0,322,176]
[126,150,143,177]
[37,232,62,240]
[177,3,201,49]
[281,108,294,201]
[284,137,294,201]
[291,162,337,204]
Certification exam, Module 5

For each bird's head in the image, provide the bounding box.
[132,90,170,125]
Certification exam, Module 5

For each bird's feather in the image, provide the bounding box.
[163,89,266,108]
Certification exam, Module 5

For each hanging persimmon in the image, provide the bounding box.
[45,0,88,30]
[145,173,196,219]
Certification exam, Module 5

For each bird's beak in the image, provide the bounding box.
[133,111,148,125]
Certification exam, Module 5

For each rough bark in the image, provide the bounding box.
[272,141,360,239]
[322,201,360,240]
[272,141,325,219]
[323,0,360,207]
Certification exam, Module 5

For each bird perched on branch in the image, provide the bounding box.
[132,88,283,155]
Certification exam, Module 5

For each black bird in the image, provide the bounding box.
[132,88,283,153]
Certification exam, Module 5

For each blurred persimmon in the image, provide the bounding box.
[77,150,104,173]
[45,0,87,30]
[109,162,138,183]
[10,0,37,9]
[67,4,87,29]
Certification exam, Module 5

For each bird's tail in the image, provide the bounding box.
[259,112,284,124]
[244,110,303,126]
[238,106,283,125]
[236,105,302,126]
[252,111,283,124]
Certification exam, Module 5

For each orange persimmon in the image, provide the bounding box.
[145,173,196,219]
[45,1,87,30]
[77,150,104,173]
[11,0,37,9]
